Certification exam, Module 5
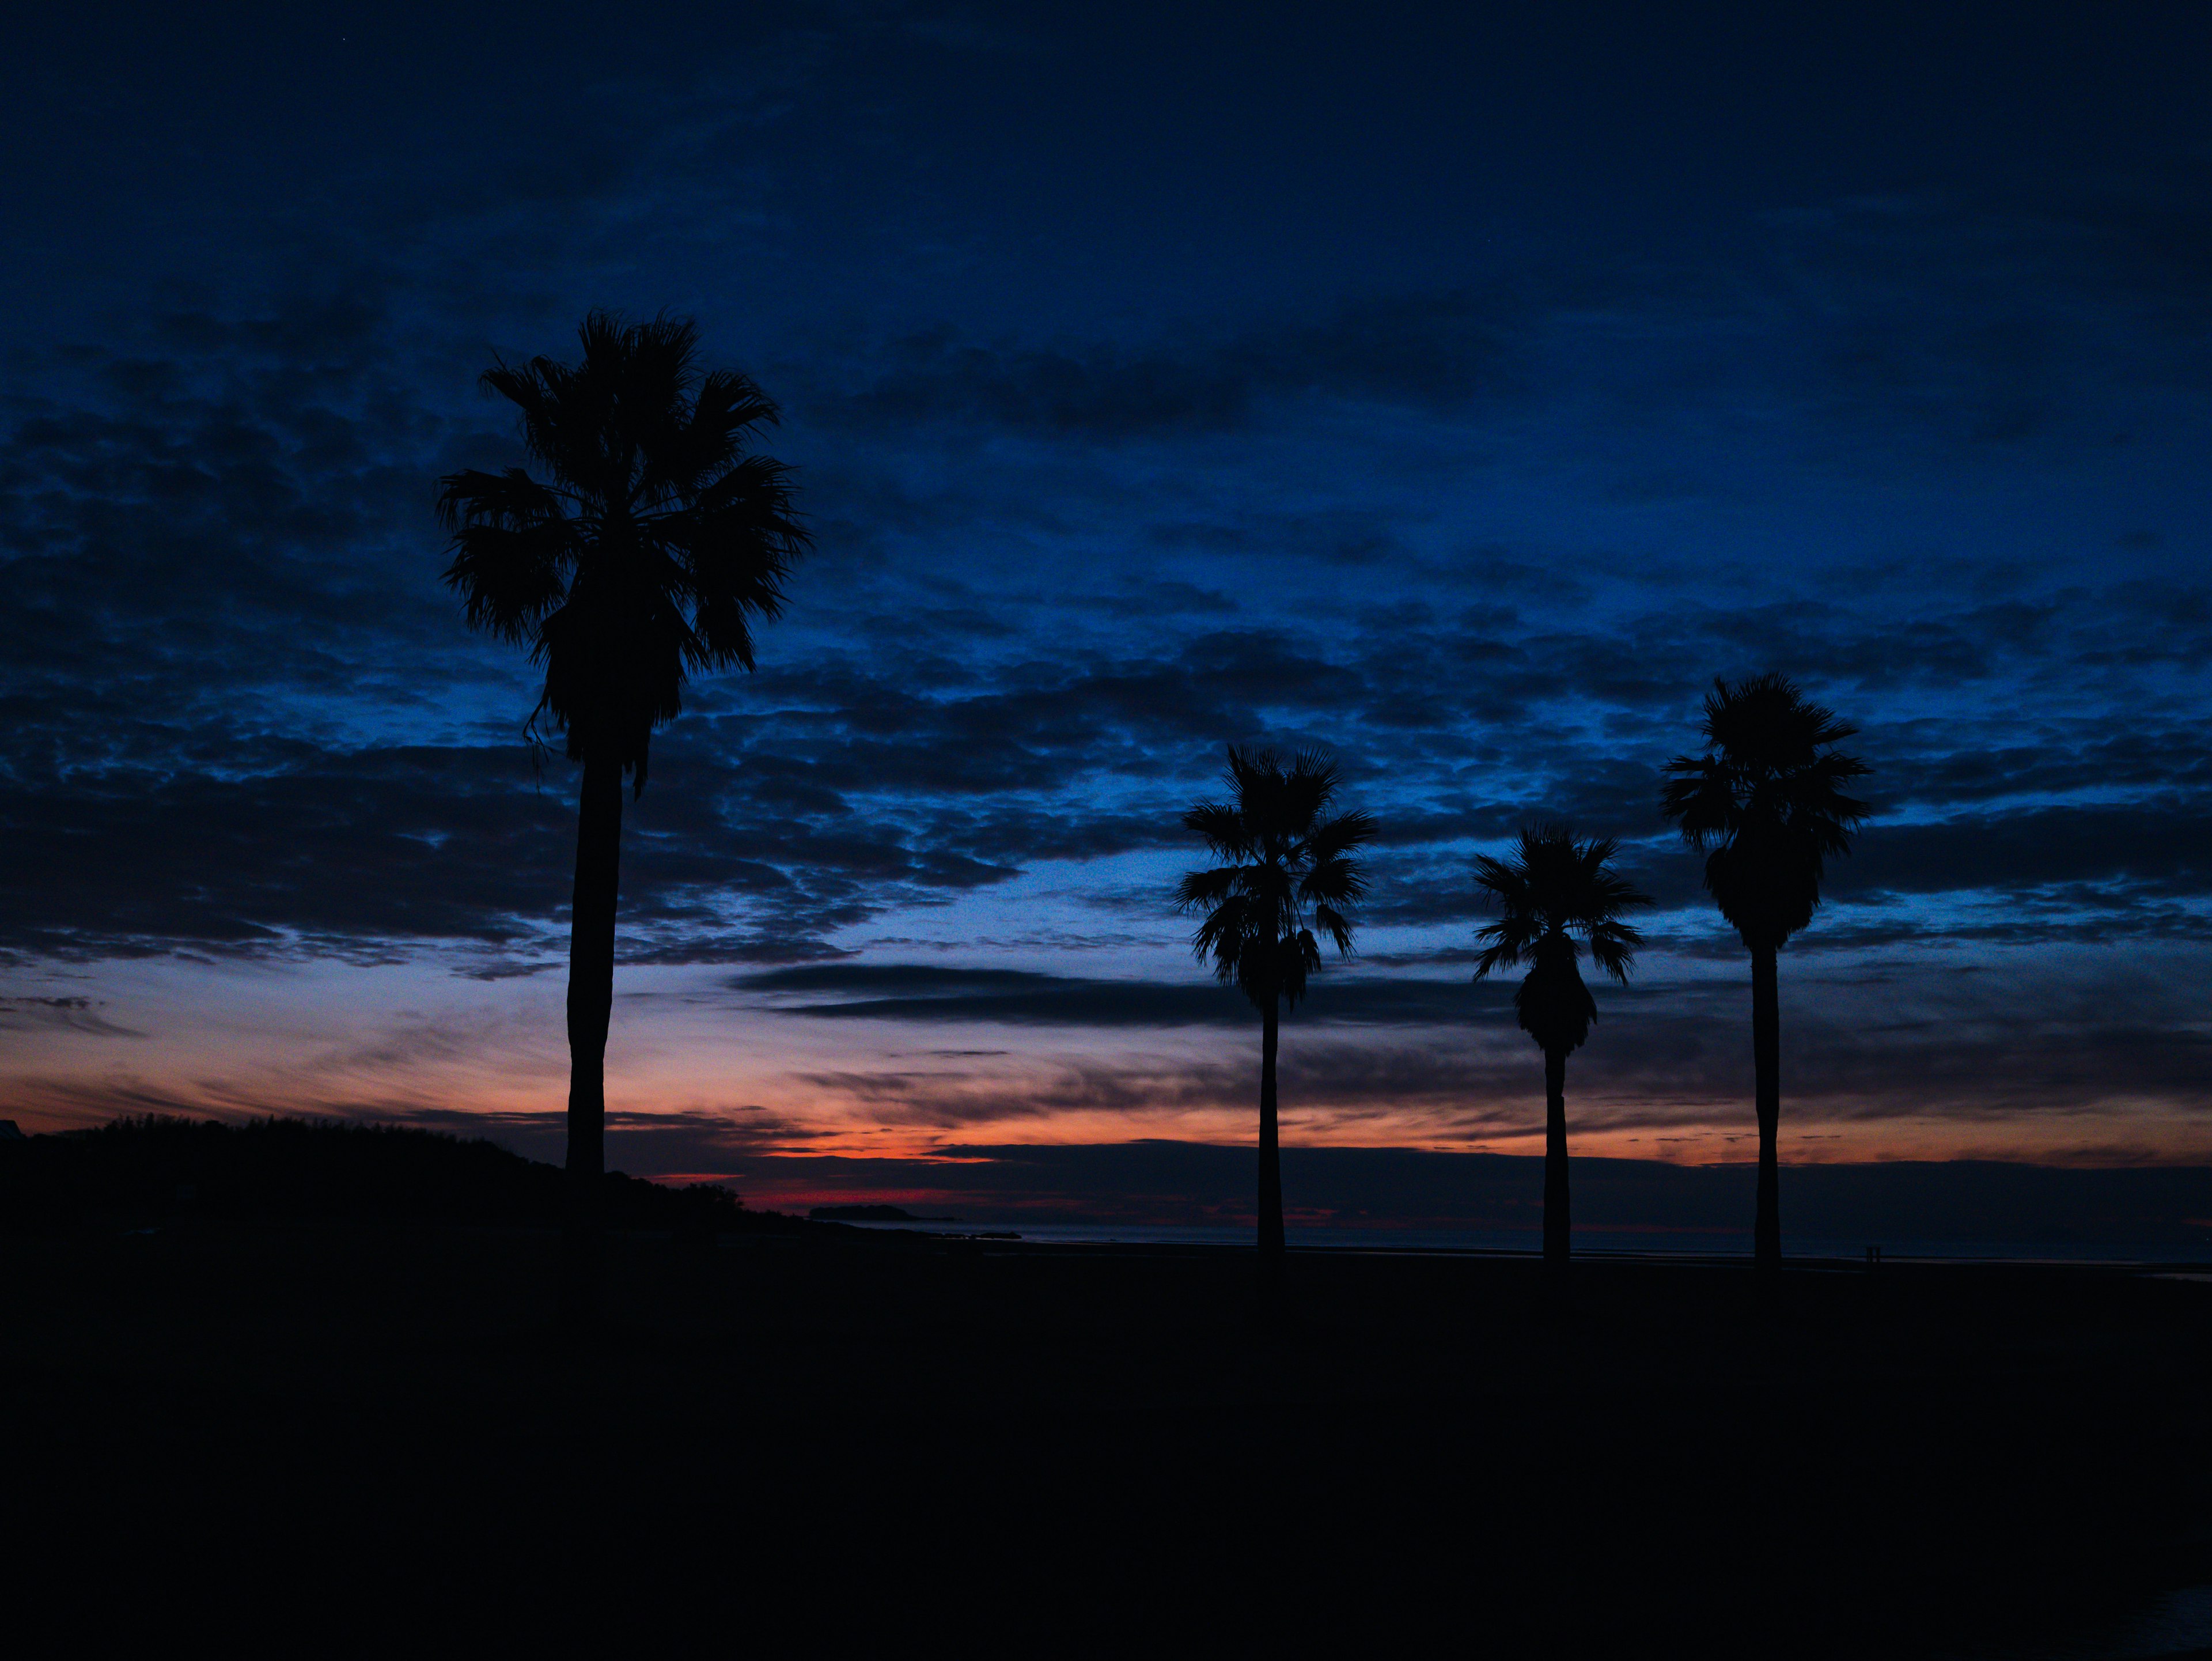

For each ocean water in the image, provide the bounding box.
[827,1218,2211,1264]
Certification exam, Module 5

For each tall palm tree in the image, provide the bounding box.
[1472,826,1650,1270]
[1176,747,1374,1276]
[437,312,808,1316]
[1660,674,1868,1274]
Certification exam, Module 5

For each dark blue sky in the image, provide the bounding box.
[4,3,2210,1204]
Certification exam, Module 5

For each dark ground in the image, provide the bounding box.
[3,1219,2208,1656]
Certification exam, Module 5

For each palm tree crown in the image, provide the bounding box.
[437,311,810,794]
[1472,826,1650,1056]
[1176,747,1376,1008]
[1659,673,1870,949]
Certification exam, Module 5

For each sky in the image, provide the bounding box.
[3,2,2210,1222]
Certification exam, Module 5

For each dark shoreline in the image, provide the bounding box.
[830,1217,2212,1269]
[4,1216,2207,1652]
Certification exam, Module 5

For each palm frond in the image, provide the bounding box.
[1471,823,1650,986]
[1661,673,1870,949]
[1471,912,1542,979]
[1302,807,1377,886]
[444,313,805,789]
[1182,800,1256,861]
[1174,866,1242,910]
[1176,744,1370,1011]
[1585,917,1645,983]
[1309,903,1352,956]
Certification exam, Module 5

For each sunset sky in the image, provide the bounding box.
[4,3,2210,1220]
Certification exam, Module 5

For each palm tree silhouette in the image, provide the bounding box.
[1176,747,1374,1280]
[437,312,808,1317]
[1472,826,1650,1270]
[1661,674,1868,1274]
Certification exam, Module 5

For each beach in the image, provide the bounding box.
[3,1217,2206,1654]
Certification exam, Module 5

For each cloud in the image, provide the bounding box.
[1835,804,2212,901]
[735,961,1498,1028]
[0,995,142,1037]
[13,558,2212,964]
[818,292,1524,441]
[727,954,2212,1140]
[3,109,2210,1090]
[1759,188,2212,456]
[5,264,2210,977]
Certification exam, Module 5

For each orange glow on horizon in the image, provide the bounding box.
[6,955,2209,1179]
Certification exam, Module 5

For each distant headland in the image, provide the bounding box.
[809,1203,957,1223]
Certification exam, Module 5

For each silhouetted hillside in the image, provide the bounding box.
[0,1115,807,1238]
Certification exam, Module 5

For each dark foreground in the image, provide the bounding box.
[5,1221,2207,1656]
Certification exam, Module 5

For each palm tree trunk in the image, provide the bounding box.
[1543,1046,1570,1270]
[1257,998,1284,1266]
[1751,941,1781,1273]
[562,747,623,1325]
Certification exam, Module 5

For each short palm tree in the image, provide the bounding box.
[1660,674,1868,1273]
[1472,826,1650,1270]
[437,312,808,1315]
[1176,747,1374,1275]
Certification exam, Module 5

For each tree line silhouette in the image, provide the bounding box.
[439,312,1868,1318]
[0,1114,775,1240]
